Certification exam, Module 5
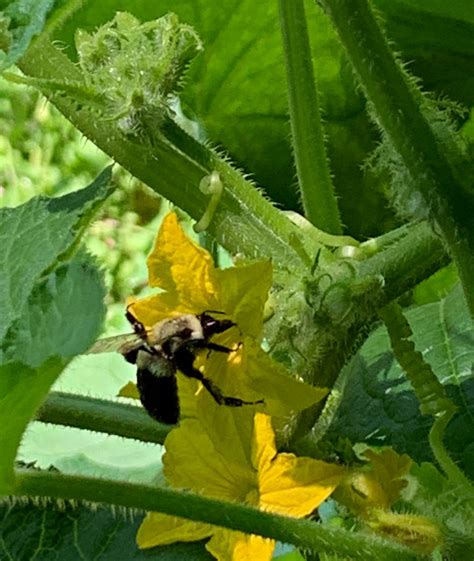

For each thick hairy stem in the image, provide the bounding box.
[36,392,170,444]
[15,469,419,561]
[279,0,342,233]
[318,0,474,317]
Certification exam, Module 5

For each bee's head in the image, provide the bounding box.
[198,311,235,338]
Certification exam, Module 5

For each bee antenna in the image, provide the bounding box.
[201,309,226,315]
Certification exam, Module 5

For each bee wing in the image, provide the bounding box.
[86,333,141,355]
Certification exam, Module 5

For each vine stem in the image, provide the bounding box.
[36,392,170,444]
[318,0,474,318]
[279,0,342,234]
[14,469,418,561]
[429,410,474,489]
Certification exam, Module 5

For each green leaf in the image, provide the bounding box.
[0,0,56,71]
[412,264,458,306]
[0,359,63,492]
[0,165,112,341]
[0,499,214,560]
[52,453,164,485]
[2,259,106,366]
[374,0,474,106]
[0,257,106,492]
[318,284,474,477]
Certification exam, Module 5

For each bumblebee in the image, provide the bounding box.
[120,309,263,424]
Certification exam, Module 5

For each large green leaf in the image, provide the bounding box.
[0,168,112,492]
[375,0,474,106]
[0,500,214,560]
[0,258,106,492]
[319,284,474,477]
[0,165,112,341]
[0,359,63,492]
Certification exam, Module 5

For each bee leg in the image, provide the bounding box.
[200,376,264,408]
[177,348,264,407]
[192,340,235,359]
[205,341,244,360]
[125,305,147,338]
[180,359,263,408]
[204,342,235,354]
[206,341,243,353]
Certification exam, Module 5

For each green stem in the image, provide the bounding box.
[14,470,418,561]
[357,222,448,303]
[43,0,85,36]
[18,38,306,272]
[429,410,474,489]
[318,0,474,318]
[36,392,170,444]
[279,0,342,234]
[290,221,447,450]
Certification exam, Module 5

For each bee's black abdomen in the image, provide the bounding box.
[136,368,180,424]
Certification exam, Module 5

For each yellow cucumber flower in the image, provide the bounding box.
[335,447,412,515]
[137,412,347,561]
[125,212,327,419]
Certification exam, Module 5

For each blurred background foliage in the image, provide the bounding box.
[0,75,164,319]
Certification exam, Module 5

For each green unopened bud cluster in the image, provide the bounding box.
[76,12,203,137]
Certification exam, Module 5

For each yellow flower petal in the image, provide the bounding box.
[232,340,327,417]
[137,512,213,549]
[194,394,257,471]
[147,212,219,311]
[192,336,326,421]
[361,448,412,507]
[176,372,199,419]
[117,381,140,399]
[206,528,275,561]
[215,261,272,338]
[252,414,346,517]
[127,291,181,328]
[251,413,277,474]
[163,419,254,501]
[336,448,412,514]
[259,453,346,516]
